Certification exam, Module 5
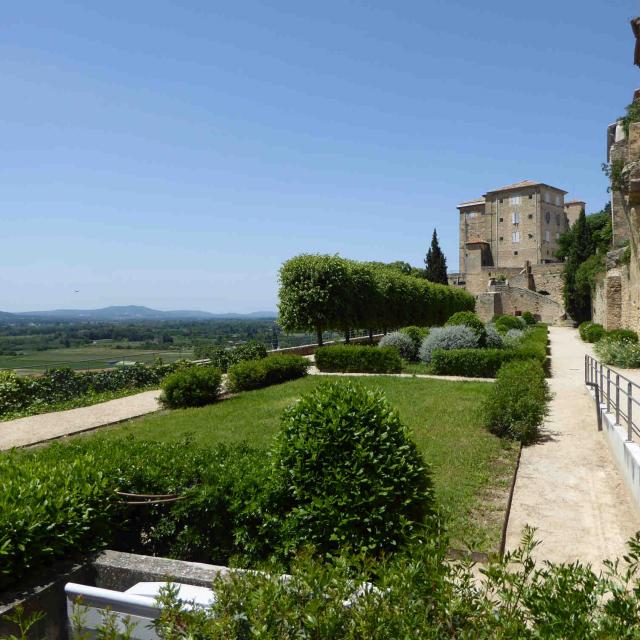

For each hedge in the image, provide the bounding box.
[160,367,223,408]
[0,362,186,420]
[429,326,549,378]
[579,321,606,343]
[227,355,309,392]
[314,345,402,373]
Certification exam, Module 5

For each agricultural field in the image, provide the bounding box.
[89,375,518,552]
[0,345,193,375]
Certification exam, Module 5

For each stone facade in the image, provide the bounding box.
[476,284,567,324]
[593,112,640,334]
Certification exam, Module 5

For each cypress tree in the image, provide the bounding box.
[563,209,593,323]
[424,229,448,285]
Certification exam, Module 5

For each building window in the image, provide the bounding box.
[528,233,533,239]
[499,236,504,241]
[499,217,503,222]
[555,195,562,206]
[529,194,533,199]
[556,213,561,225]
[514,251,518,256]
[528,214,533,219]
[545,230,550,242]
[499,198,503,203]
[467,212,477,219]
[556,232,560,240]
[512,211,520,224]
[545,211,551,223]
[512,231,520,243]
[509,195,521,205]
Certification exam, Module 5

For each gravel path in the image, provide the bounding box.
[505,327,640,571]
[0,390,162,450]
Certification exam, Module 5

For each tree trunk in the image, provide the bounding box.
[316,326,323,346]
[345,329,350,344]
[368,328,373,343]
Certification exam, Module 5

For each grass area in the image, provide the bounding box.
[88,375,517,552]
[0,345,193,374]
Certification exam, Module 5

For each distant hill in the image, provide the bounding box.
[0,306,277,322]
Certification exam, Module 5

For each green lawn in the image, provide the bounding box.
[90,375,517,552]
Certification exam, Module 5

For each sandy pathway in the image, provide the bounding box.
[0,390,162,450]
[505,327,640,571]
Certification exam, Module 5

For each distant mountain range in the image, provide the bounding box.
[0,305,278,322]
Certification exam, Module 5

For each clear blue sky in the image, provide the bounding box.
[1,1,637,312]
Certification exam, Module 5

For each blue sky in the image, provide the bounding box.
[1,0,637,312]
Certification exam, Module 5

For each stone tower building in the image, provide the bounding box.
[453,179,583,325]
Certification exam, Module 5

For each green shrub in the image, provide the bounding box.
[193,343,230,370]
[193,340,268,373]
[445,311,487,345]
[399,326,429,357]
[229,340,268,365]
[581,322,606,343]
[493,315,525,334]
[594,338,640,368]
[315,345,402,373]
[227,355,308,392]
[160,366,222,408]
[607,329,639,343]
[429,348,542,378]
[482,360,550,444]
[272,381,434,556]
[522,311,536,325]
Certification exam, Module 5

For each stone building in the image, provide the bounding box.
[452,179,583,324]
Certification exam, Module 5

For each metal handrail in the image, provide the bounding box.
[585,354,640,441]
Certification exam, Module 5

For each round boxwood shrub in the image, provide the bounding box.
[379,331,416,361]
[419,325,479,364]
[272,381,434,556]
[159,366,222,409]
[522,311,536,325]
[399,326,429,358]
[445,311,487,345]
[580,322,606,343]
[503,328,525,348]
[493,315,525,334]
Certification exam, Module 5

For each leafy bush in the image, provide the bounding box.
[445,311,487,345]
[485,324,504,349]
[193,340,268,373]
[503,328,525,348]
[493,315,525,334]
[271,381,434,556]
[607,329,639,343]
[150,528,640,639]
[227,355,309,392]
[594,338,640,368]
[579,321,606,343]
[0,438,270,590]
[0,362,182,420]
[378,331,416,361]
[315,345,402,373]
[418,325,479,364]
[160,367,222,408]
[399,326,429,358]
[482,360,550,444]
[522,311,536,325]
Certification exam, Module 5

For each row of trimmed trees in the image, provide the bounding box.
[278,254,475,345]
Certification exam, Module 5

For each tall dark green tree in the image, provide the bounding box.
[563,209,594,323]
[424,229,448,285]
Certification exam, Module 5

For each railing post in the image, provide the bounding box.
[600,363,604,407]
[616,373,621,425]
[607,368,611,412]
[628,381,633,442]
[585,355,588,384]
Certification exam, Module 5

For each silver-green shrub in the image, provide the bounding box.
[594,337,640,368]
[503,329,525,348]
[419,325,479,363]
[379,331,416,360]
[485,324,504,349]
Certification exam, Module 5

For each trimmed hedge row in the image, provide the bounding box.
[429,326,549,378]
[227,355,309,392]
[315,345,402,373]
